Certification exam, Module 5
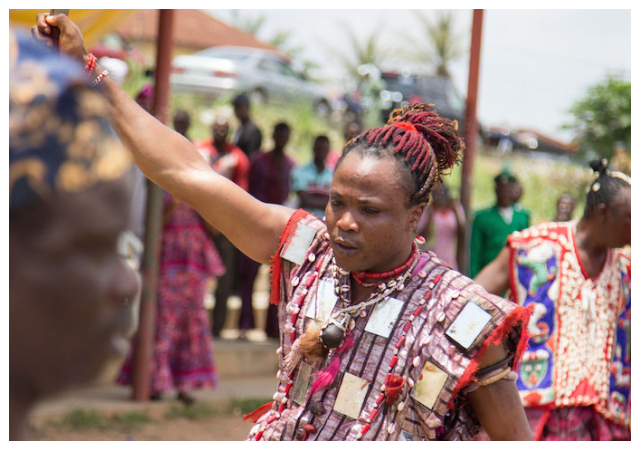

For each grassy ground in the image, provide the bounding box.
[29,397,272,441]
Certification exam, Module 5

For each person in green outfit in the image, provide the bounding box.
[469,169,530,278]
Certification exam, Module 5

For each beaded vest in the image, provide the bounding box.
[248,212,530,441]
[507,220,631,427]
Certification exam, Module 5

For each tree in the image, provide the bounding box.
[563,76,631,161]
[325,21,391,85]
[399,10,465,79]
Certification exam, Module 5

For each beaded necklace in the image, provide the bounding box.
[320,247,420,350]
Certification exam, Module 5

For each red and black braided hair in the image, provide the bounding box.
[336,103,463,205]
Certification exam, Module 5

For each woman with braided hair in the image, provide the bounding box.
[34,12,533,440]
[476,158,631,440]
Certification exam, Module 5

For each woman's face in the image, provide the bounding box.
[10,176,139,399]
[325,150,424,273]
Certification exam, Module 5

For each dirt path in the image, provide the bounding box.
[30,404,256,441]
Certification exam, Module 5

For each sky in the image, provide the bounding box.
[206,7,631,144]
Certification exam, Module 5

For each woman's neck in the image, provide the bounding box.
[575,218,608,278]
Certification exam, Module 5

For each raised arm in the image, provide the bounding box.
[474,245,511,297]
[32,13,292,264]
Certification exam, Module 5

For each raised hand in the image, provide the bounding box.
[31,12,87,62]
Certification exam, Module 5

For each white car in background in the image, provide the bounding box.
[171,46,333,115]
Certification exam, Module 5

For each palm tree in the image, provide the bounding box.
[325,21,391,86]
[401,10,465,78]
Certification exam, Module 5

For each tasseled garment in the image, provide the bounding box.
[310,334,354,395]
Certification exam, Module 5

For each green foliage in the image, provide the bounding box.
[228,397,274,416]
[399,10,465,78]
[164,403,220,421]
[122,58,153,99]
[47,408,153,433]
[48,409,106,431]
[563,76,631,161]
[111,410,155,432]
[325,22,391,85]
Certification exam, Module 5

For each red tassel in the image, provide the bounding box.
[269,209,311,306]
[242,400,275,423]
[310,335,354,395]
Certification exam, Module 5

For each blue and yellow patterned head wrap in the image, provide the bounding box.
[9,30,131,211]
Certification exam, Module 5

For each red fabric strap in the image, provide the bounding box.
[268,209,312,306]
[242,400,275,423]
[450,304,532,406]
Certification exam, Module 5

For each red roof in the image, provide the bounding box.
[117,9,279,53]
[515,129,579,153]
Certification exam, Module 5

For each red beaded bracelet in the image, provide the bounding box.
[84,53,97,77]
[93,70,109,86]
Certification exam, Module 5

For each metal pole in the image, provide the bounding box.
[459,9,483,276]
[131,9,175,402]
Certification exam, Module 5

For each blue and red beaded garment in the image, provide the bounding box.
[507,220,630,428]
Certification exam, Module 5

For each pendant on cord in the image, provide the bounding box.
[320,315,350,349]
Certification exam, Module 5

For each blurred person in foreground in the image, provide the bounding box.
[475,158,631,440]
[9,30,138,440]
[469,168,530,279]
[33,14,534,440]
[196,116,250,337]
[291,135,333,219]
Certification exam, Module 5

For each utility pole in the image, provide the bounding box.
[459,9,483,276]
[132,9,175,401]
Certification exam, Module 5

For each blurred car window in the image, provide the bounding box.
[170,46,334,116]
[195,48,250,60]
[276,61,300,79]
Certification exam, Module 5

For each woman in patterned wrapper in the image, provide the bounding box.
[34,12,534,440]
[117,108,225,405]
[475,158,631,440]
